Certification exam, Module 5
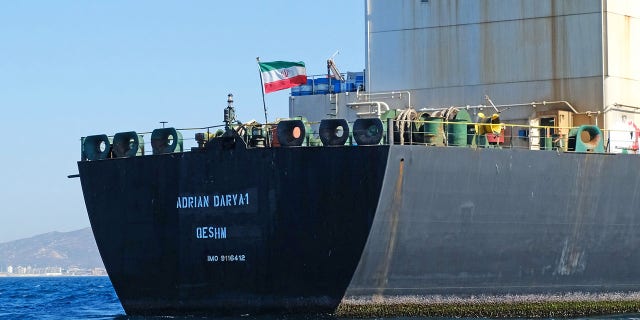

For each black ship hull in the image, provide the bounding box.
[79,142,640,316]
[79,140,388,315]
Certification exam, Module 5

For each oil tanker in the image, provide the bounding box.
[76,0,640,317]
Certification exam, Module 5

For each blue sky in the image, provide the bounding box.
[0,1,364,242]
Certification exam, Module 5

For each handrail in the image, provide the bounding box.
[387,119,636,153]
[346,101,390,117]
[420,100,591,115]
[356,90,412,108]
[604,103,640,114]
[81,118,640,161]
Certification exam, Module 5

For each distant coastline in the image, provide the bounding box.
[0,266,107,277]
[0,228,105,276]
[0,273,108,278]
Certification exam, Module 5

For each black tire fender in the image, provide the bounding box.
[319,119,349,146]
[151,127,183,154]
[276,120,306,147]
[82,134,111,161]
[353,118,383,145]
[113,131,143,158]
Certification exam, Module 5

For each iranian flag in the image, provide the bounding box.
[259,61,307,93]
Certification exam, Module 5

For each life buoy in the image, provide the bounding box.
[319,119,349,146]
[151,127,183,154]
[112,131,143,158]
[353,118,383,145]
[82,134,111,161]
[276,120,306,147]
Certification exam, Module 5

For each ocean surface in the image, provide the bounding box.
[1,276,640,320]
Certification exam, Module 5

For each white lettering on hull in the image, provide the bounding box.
[206,254,246,263]
[176,196,210,208]
[195,226,227,239]
[176,192,249,209]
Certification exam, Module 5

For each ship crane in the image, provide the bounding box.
[327,50,345,82]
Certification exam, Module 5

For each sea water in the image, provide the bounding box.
[1,276,639,320]
[0,277,121,319]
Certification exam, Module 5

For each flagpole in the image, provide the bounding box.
[256,57,269,125]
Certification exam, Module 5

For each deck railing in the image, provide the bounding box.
[80,118,640,161]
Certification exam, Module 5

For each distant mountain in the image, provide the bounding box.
[0,227,104,270]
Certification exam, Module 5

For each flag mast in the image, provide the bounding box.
[256,57,269,124]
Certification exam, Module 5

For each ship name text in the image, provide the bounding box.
[176,193,250,209]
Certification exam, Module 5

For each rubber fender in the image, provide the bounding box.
[151,127,183,155]
[276,120,306,147]
[353,118,383,145]
[82,134,111,161]
[112,131,144,158]
[319,119,350,146]
[568,125,604,153]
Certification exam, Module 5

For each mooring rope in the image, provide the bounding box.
[397,108,417,145]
